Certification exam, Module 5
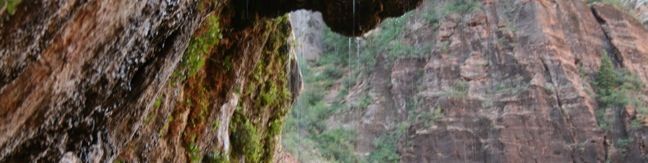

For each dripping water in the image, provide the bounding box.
[348,0,356,93]
[356,38,360,70]
[348,38,352,77]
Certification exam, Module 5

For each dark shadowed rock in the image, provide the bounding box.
[235,0,423,36]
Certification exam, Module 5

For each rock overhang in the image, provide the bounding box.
[233,0,423,37]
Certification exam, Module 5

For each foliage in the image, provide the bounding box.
[446,80,470,98]
[634,106,648,128]
[443,0,481,14]
[172,14,222,83]
[616,138,633,149]
[417,107,443,127]
[422,5,441,25]
[362,12,427,69]
[280,0,492,160]
[593,53,645,129]
[159,114,174,137]
[153,96,163,109]
[205,151,230,163]
[594,53,643,108]
[230,112,262,163]
[313,128,358,162]
[283,31,358,162]
[367,122,410,163]
[1,0,21,15]
[188,141,202,163]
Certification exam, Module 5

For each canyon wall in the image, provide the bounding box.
[0,0,296,162]
[286,0,648,162]
[0,0,421,162]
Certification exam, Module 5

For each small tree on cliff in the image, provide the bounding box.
[594,53,624,108]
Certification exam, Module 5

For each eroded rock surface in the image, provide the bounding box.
[289,0,648,162]
[0,0,422,162]
[235,0,422,36]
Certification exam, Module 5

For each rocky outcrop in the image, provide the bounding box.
[623,0,648,27]
[0,0,421,162]
[399,1,648,162]
[289,11,326,61]
[232,0,422,36]
[287,0,648,162]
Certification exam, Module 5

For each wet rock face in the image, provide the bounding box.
[0,0,201,161]
[0,0,423,162]
[0,0,426,162]
[0,0,284,162]
[236,0,423,36]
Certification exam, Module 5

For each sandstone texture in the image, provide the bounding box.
[0,0,419,162]
[288,0,648,162]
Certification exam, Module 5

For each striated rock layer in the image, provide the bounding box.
[0,0,421,162]
[289,0,648,162]
[400,1,648,162]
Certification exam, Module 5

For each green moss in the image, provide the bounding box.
[211,120,220,131]
[171,14,221,83]
[226,16,294,163]
[1,0,21,15]
[230,112,262,163]
[145,95,164,124]
[154,96,163,109]
[196,86,210,124]
[261,83,290,107]
[260,117,287,162]
[188,141,203,163]
[206,151,230,163]
[159,114,174,137]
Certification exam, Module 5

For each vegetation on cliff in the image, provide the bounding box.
[0,0,21,16]
[283,1,482,162]
[284,0,648,162]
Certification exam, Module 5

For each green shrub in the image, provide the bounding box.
[616,138,633,149]
[630,98,648,129]
[367,121,412,163]
[446,80,469,98]
[593,53,645,129]
[367,134,400,163]
[443,0,481,14]
[422,6,440,25]
[313,129,358,163]
[594,54,643,108]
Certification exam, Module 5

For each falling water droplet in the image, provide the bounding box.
[356,38,360,68]
[348,37,352,68]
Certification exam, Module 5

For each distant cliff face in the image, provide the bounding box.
[0,0,421,162]
[623,0,648,27]
[287,0,648,162]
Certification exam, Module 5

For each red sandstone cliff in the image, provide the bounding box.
[286,0,648,162]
